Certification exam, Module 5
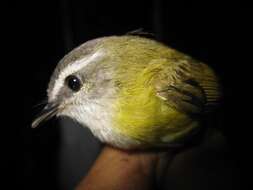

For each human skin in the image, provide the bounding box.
[75,146,175,190]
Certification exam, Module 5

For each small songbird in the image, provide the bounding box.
[32,35,221,149]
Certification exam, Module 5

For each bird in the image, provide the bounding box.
[32,35,221,149]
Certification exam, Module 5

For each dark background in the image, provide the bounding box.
[5,0,249,189]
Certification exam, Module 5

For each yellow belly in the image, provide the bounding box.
[112,82,199,146]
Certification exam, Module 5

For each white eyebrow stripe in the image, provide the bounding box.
[50,50,104,101]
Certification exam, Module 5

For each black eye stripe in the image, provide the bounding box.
[65,75,82,92]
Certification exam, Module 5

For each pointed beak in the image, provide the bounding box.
[31,103,60,128]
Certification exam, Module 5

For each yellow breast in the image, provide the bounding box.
[111,64,199,146]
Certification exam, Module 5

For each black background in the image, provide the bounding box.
[5,0,249,189]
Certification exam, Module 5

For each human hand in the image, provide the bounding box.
[76,146,176,190]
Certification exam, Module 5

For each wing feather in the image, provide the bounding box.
[154,57,221,114]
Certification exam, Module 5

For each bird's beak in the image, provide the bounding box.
[31,103,60,128]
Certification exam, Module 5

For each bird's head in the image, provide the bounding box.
[31,37,120,128]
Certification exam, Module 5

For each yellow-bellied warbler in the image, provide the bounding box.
[32,35,221,149]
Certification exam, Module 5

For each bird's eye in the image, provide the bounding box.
[65,75,82,92]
